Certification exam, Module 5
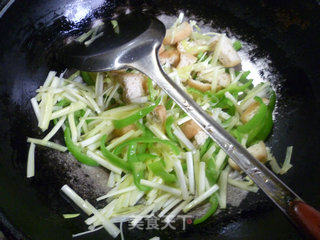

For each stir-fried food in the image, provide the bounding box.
[26,14,293,238]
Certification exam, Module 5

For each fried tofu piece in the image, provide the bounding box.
[229,141,268,171]
[188,79,211,92]
[153,105,167,125]
[180,119,201,139]
[118,73,147,103]
[177,52,197,69]
[159,49,180,67]
[218,36,241,67]
[216,72,231,90]
[163,22,192,45]
[247,141,268,164]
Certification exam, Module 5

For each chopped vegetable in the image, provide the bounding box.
[27,137,67,152]
[80,71,95,85]
[206,157,220,185]
[26,14,289,238]
[113,100,160,129]
[140,179,181,196]
[173,160,189,200]
[217,166,230,208]
[100,135,130,171]
[279,146,293,174]
[127,143,151,191]
[63,213,80,219]
[165,115,178,142]
[233,40,242,51]
[61,185,92,215]
[193,194,219,224]
[227,178,259,192]
[113,136,180,155]
[186,152,195,194]
[149,160,176,183]
[183,184,219,212]
[64,127,99,166]
[111,20,119,34]
[147,78,156,101]
[26,143,36,178]
[236,96,272,145]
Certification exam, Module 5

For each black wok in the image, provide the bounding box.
[0,0,319,239]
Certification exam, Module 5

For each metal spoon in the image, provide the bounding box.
[60,13,320,239]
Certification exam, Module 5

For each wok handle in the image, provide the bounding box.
[289,200,320,240]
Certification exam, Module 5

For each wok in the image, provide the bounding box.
[0,0,319,239]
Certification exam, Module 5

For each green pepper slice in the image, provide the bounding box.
[64,127,99,166]
[193,194,219,224]
[127,143,151,191]
[113,137,180,155]
[100,135,131,172]
[148,160,176,184]
[113,99,160,129]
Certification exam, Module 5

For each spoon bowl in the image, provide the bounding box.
[60,13,165,71]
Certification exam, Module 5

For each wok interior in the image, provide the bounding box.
[0,0,319,239]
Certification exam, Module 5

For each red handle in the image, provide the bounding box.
[289,200,320,240]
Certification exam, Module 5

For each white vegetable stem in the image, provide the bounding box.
[215,149,227,170]
[85,199,117,226]
[279,146,293,174]
[149,237,160,240]
[39,89,54,131]
[164,199,189,223]
[130,204,155,227]
[27,138,67,152]
[72,226,103,238]
[86,150,122,174]
[172,125,195,151]
[62,213,80,219]
[51,102,86,119]
[106,129,140,150]
[77,109,91,137]
[30,97,41,123]
[174,160,189,200]
[95,73,104,109]
[26,143,36,178]
[43,116,66,141]
[68,112,77,142]
[158,198,182,218]
[217,166,230,208]
[84,200,120,238]
[79,133,104,147]
[107,171,115,188]
[61,185,92,215]
[43,71,57,87]
[146,122,168,140]
[177,115,191,125]
[198,162,206,195]
[193,151,200,196]
[85,120,109,138]
[183,184,219,213]
[97,186,137,201]
[227,178,259,193]
[186,152,195,194]
[140,179,182,196]
[202,144,216,161]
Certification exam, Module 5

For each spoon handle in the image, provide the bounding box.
[131,49,320,239]
[289,200,320,239]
